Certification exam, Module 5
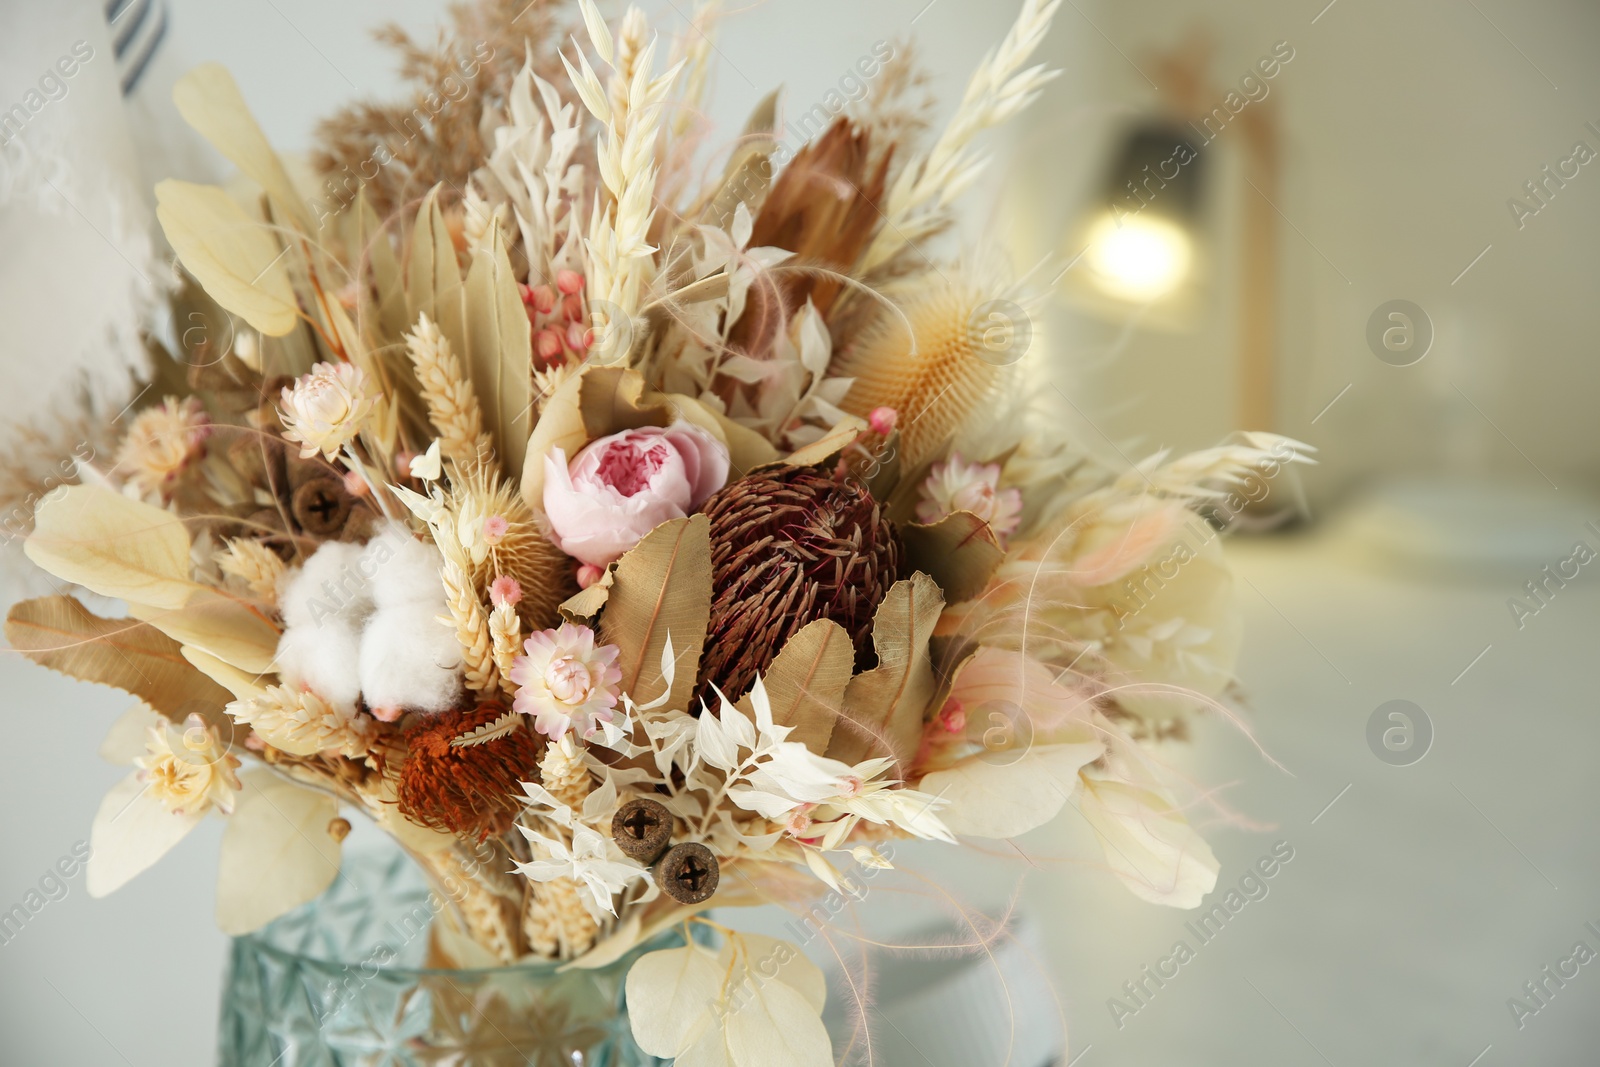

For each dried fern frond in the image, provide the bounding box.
[217,538,287,604]
[405,312,493,468]
[833,275,1012,469]
[859,0,1062,275]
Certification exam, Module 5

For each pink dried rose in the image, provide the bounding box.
[543,421,730,566]
[509,623,623,740]
[916,452,1023,537]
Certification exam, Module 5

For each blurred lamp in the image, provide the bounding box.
[1079,123,1205,304]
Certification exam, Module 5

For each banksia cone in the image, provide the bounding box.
[390,700,539,840]
[834,276,1010,469]
[697,465,900,705]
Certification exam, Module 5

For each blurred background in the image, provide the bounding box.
[2,0,1597,1064]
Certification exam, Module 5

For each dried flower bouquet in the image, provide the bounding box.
[6,0,1309,1061]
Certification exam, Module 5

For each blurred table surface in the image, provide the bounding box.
[4,525,1597,1065]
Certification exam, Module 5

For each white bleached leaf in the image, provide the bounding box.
[624,943,724,1056]
[731,933,828,1014]
[918,738,1104,839]
[87,773,204,897]
[724,970,832,1067]
[695,705,739,772]
[577,0,614,65]
[215,770,342,934]
[730,201,753,250]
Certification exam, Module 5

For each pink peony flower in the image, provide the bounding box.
[916,452,1023,538]
[509,623,623,740]
[543,421,730,566]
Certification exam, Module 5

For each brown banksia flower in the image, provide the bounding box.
[833,275,1011,470]
[390,701,538,840]
[696,465,900,706]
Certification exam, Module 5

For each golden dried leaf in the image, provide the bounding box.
[599,516,711,709]
[180,645,269,701]
[901,511,1005,604]
[826,571,944,768]
[736,618,853,755]
[5,596,233,729]
[350,188,408,339]
[25,485,195,609]
[126,589,280,675]
[663,391,778,476]
[155,180,300,337]
[559,566,614,624]
[784,418,864,468]
[172,63,312,232]
[464,226,533,475]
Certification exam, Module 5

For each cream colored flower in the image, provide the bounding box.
[135,715,242,816]
[116,396,210,495]
[916,452,1022,537]
[278,361,375,459]
[228,685,371,758]
[510,623,622,740]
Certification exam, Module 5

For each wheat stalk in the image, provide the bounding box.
[440,558,499,693]
[859,0,1062,274]
[217,538,286,605]
[405,312,493,468]
[565,0,683,324]
[523,876,601,960]
[489,601,522,697]
[668,1,720,139]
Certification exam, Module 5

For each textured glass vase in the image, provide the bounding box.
[218,841,665,1066]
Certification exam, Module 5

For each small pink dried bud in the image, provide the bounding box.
[576,563,604,589]
[518,282,534,306]
[561,293,583,322]
[566,321,591,352]
[370,705,402,723]
[483,514,508,545]
[529,284,557,315]
[394,451,418,476]
[244,734,266,752]
[785,804,816,836]
[342,470,371,497]
[868,406,898,435]
[556,269,584,296]
[939,699,966,734]
[536,329,565,363]
[490,575,522,609]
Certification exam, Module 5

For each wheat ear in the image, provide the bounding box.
[489,602,522,698]
[523,877,602,960]
[217,538,286,604]
[440,558,499,693]
[405,312,494,468]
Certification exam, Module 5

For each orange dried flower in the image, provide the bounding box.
[392,701,538,840]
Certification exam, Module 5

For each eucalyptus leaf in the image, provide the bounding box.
[407,185,466,357]
[464,226,534,474]
[156,180,299,337]
[735,618,852,755]
[216,770,342,935]
[24,485,195,609]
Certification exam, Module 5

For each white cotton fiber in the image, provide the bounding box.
[275,525,465,718]
[358,604,463,715]
[358,523,464,716]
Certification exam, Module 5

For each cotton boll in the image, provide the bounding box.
[278,541,373,630]
[358,603,463,716]
[367,524,447,609]
[275,616,363,712]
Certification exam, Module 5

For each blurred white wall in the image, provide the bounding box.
[1009,0,1600,507]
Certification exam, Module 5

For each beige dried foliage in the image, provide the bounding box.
[538,736,591,809]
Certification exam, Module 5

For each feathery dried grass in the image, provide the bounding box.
[859,0,1061,275]
[312,0,575,223]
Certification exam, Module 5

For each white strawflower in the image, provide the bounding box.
[135,715,242,816]
[278,362,375,459]
[230,684,371,758]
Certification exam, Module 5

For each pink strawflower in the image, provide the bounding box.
[868,406,898,435]
[543,421,730,567]
[509,623,622,741]
[490,575,522,609]
[916,452,1023,537]
[116,396,211,495]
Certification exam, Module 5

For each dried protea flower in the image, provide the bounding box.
[833,277,1012,469]
[390,700,538,840]
[697,465,901,705]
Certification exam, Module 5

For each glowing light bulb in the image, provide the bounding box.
[1083,212,1193,302]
